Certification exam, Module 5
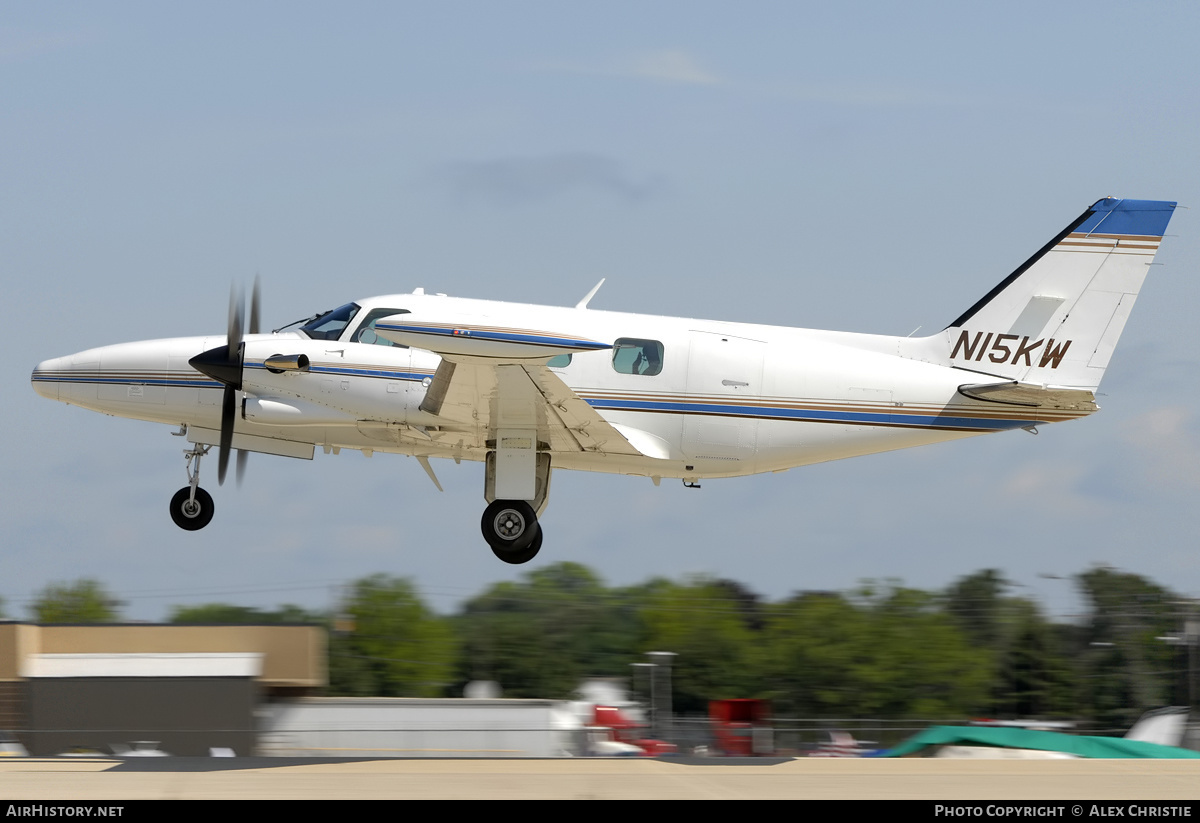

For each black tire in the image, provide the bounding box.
[481,499,538,551]
[490,524,542,565]
[170,486,214,531]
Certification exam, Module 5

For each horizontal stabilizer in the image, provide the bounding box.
[958,381,1097,412]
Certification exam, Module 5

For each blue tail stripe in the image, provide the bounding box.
[1077,198,1177,237]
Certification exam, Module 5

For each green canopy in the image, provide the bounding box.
[886,725,1200,759]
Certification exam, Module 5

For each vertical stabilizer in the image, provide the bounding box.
[940,198,1176,390]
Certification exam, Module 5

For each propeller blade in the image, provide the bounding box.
[205,279,257,487]
[227,283,244,356]
[218,384,236,485]
[248,275,261,336]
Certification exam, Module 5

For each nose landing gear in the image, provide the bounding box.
[171,444,215,531]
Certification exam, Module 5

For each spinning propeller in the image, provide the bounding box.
[188,278,261,485]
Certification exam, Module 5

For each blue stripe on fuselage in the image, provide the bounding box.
[583,397,1039,431]
[244,362,431,381]
[31,374,223,388]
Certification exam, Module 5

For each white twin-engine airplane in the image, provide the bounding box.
[32,197,1176,564]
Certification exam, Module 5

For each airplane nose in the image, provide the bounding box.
[31,356,66,401]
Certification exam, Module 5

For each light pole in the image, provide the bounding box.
[630,662,654,730]
[646,651,677,743]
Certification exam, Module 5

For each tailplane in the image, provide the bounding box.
[939,198,1175,390]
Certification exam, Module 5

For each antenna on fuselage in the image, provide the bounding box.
[575,278,606,309]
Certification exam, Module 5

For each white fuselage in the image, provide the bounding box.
[32,291,1081,482]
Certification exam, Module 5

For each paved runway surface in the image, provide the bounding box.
[2,757,1200,800]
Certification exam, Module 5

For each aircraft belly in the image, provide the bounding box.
[596,409,682,455]
[757,418,984,469]
[44,381,224,428]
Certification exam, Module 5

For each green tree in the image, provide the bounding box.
[1076,566,1181,729]
[760,584,991,718]
[944,569,1009,650]
[31,579,121,623]
[993,598,1073,718]
[635,576,761,713]
[758,591,867,716]
[455,562,641,698]
[942,570,1074,718]
[329,574,456,697]
[169,603,323,624]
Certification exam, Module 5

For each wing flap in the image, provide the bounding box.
[522,365,646,457]
[417,356,654,458]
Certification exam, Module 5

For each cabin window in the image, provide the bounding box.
[612,338,664,376]
[547,354,572,369]
[352,308,411,347]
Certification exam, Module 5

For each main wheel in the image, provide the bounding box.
[482,499,538,552]
[170,487,214,531]
[490,525,542,565]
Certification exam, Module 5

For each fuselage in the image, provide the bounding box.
[32,290,1084,482]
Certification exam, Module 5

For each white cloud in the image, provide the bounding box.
[531,50,970,109]
[773,80,965,107]
[1001,459,1104,515]
[437,153,666,205]
[530,49,723,87]
[0,28,90,62]
[622,50,722,86]
[1120,406,1200,490]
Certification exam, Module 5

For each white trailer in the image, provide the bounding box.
[259,697,582,758]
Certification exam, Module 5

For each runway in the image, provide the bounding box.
[2,757,1200,800]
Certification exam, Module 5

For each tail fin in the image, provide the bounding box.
[941,198,1176,390]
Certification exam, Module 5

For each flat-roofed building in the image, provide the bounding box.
[0,622,324,756]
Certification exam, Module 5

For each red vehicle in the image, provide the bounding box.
[709,699,772,756]
[591,705,676,756]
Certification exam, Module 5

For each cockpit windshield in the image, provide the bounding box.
[299,303,360,340]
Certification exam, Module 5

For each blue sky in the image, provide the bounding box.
[5,2,1200,621]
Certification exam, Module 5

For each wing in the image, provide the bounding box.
[419,357,649,458]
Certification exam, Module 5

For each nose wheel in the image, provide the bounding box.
[170,487,214,530]
[482,500,542,564]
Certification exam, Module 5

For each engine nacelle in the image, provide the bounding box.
[243,396,356,426]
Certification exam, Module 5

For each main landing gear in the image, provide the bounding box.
[480,449,551,564]
[481,500,542,564]
[170,444,215,531]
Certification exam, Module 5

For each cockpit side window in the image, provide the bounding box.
[352,308,411,347]
[300,303,360,340]
[612,338,664,376]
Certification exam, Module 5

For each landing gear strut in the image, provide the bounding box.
[171,444,215,531]
[481,499,542,564]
